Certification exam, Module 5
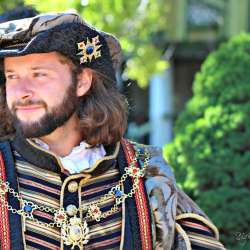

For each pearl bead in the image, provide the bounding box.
[66,204,78,216]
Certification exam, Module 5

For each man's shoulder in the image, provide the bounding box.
[128,141,178,249]
[127,139,176,183]
[126,140,225,249]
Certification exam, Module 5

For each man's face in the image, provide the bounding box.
[4,52,79,138]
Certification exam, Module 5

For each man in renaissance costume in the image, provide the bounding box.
[0,12,225,250]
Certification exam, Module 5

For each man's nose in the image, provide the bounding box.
[14,78,34,100]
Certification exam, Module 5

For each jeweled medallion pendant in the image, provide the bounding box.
[62,216,90,249]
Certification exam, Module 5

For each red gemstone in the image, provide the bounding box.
[0,184,6,190]
[132,168,138,174]
[93,209,99,214]
[57,214,65,220]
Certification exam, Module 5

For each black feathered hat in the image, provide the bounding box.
[0,12,122,83]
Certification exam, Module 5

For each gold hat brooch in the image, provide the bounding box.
[77,35,102,64]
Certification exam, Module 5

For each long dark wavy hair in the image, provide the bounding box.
[0,55,128,145]
[76,70,128,145]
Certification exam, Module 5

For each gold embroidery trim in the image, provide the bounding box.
[119,194,126,250]
[26,139,120,174]
[176,213,219,240]
[136,185,150,249]
[121,139,151,250]
[175,222,192,250]
[82,142,120,173]
[26,139,65,172]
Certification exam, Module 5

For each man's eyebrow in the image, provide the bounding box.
[4,69,15,73]
[5,67,50,72]
[31,66,50,70]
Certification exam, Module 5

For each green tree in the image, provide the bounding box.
[24,0,170,87]
[0,0,24,13]
[164,33,250,249]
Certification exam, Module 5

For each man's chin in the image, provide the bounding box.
[14,119,51,138]
[16,113,45,124]
[17,125,55,138]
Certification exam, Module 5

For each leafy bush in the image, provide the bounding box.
[164,33,250,249]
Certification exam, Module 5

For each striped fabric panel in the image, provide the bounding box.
[85,234,121,250]
[81,171,120,199]
[14,151,122,250]
[178,218,226,250]
[14,151,62,184]
[15,153,62,249]
[80,167,122,249]
[25,232,60,250]
[16,163,61,208]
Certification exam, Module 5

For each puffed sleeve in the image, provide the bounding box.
[173,187,226,250]
[133,142,225,250]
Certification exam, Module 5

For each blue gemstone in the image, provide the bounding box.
[23,205,33,213]
[86,46,94,55]
[138,159,144,167]
[114,189,123,198]
[138,148,145,154]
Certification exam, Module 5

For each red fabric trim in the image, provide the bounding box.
[0,152,11,250]
[121,139,152,250]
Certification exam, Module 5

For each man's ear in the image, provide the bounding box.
[76,68,92,97]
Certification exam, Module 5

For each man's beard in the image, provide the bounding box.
[8,83,78,138]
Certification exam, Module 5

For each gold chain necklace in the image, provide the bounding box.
[0,148,150,249]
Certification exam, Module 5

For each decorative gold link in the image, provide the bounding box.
[32,218,56,228]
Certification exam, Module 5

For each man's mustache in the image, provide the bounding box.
[11,100,47,111]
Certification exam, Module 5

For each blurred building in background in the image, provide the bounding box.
[127,0,250,146]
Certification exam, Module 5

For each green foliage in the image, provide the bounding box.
[24,0,170,87]
[164,33,250,249]
[0,0,23,13]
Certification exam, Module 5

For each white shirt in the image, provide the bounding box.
[33,139,106,174]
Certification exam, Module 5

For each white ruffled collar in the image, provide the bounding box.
[33,139,106,174]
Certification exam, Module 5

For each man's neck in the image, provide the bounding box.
[38,114,82,157]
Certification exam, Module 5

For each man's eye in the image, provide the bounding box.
[33,72,47,77]
[6,74,17,80]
